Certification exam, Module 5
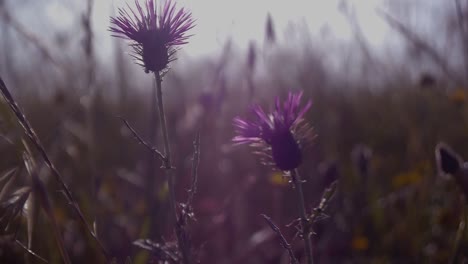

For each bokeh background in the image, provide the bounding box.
[1,0,468,263]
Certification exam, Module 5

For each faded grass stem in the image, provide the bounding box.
[0,8,62,70]
[291,169,313,264]
[454,0,468,80]
[186,132,200,209]
[261,214,298,264]
[119,117,165,162]
[450,203,467,264]
[15,240,49,264]
[24,153,71,264]
[82,0,99,240]
[0,77,110,261]
[377,9,463,85]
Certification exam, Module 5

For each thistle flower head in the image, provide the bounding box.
[351,144,372,177]
[435,142,468,200]
[247,41,257,70]
[265,13,276,44]
[110,0,195,73]
[233,91,313,171]
[435,142,463,176]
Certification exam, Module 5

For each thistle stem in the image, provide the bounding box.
[146,77,158,237]
[291,169,313,264]
[154,72,191,264]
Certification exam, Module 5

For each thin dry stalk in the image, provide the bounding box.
[454,0,468,80]
[0,77,110,260]
[119,117,165,162]
[186,132,200,210]
[340,3,379,79]
[15,240,49,264]
[310,181,338,223]
[0,8,62,70]
[82,0,99,239]
[450,204,467,264]
[23,140,40,258]
[290,169,313,264]
[178,132,201,255]
[377,9,463,85]
[261,214,298,264]
[23,153,71,264]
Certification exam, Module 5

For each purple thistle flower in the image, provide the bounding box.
[233,91,313,171]
[110,0,195,73]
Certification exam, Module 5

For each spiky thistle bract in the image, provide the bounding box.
[233,91,313,171]
[110,0,195,73]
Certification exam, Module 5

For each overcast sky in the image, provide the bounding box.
[2,0,457,84]
[4,0,447,57]
[33,0,392,57]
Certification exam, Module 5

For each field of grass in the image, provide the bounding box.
[1,0,468,263]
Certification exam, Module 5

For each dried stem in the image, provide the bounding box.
[0,77,110,260]
[119,117,165,162]
[24,153,71,264]
[377,9,463,85]
[0,7,62,70]
[82,0,98,239]
[340,2,379,80]
[454,0,468,80]
[15,240,49,264]
[119,113,165,237]
[310,181,338,223]
[290,169,313,264]
[186,132,200,208]
[261,214,298,264]
[450,203,467,264]
[154,72,191,264]
[179,132,201,230]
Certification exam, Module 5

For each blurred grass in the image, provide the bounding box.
[1,1,468,263]
[1,66,468,263]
